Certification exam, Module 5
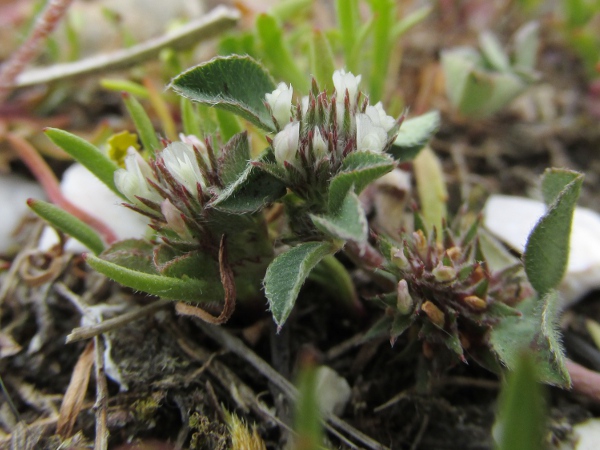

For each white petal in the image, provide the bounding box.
[356,113,387,153]
[333,69,361,107]
[273,122,300,166]
[265,82,293,127]
[366,102,396,132]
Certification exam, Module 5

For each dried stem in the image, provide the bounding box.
[93,336,109,450]
[66,299,172,343]
[566,359,600,403]
[0,0,74,103]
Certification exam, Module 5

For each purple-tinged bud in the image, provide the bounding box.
[396,279,413,314]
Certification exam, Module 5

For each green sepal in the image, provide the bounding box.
[218,132,252,186]
[170,55,277,132]
[310,189,368,243]
[488,290,571,387]
[121,92,160,157]
[389,111,440,162]
[44,128,124,200]
[27,199,105,255]
[328,151,394,212]
[264,241,339,329]
[524,169,583,296]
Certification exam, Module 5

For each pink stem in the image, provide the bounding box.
[0,0,75,104]
[566,359,600,403]
[7,133,118,244]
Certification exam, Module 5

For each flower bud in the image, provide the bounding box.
[432,263,456,282]
[312,128,328,160]
[161,199,191,239]
[396,279,413,314]
[332,69,361,108]
[365,102,396,132]
[356,113,387,153]
[391,246,409,269]
[161,142,206,196]
[114,148,161,211]
[463,295,487,310]
[421,300,445,328]
[273,122,300,166]
[265,82,293,128]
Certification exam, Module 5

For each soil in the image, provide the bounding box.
[2,1,600,449]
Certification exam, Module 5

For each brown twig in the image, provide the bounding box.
[0,0,74,103]
[566,358,600,403]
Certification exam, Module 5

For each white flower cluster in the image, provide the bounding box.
[265,69,396,168]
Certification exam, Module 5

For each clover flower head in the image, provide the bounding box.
[114,147,161,210]
[266,82,294,128]
[332,69,361,108]
[273,122,300,166]
[161,142,206,196]
[356,113,388,153]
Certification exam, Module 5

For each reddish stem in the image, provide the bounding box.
[0,0,74,104]
[7,133,118,244]
[566,359,600,403]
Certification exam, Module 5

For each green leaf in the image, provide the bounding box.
[369,0,395,102]
[44,128,124,200]
[494,352,547,450]
[121,92,160,157]
[540,168,581,206]
[479,31,510,72]
[27,199,105,255]
[264,241,338,328]
[524,170,583,296]
[180,97,202,138]
[335,0,360,71]
[489,291,571,387]
[413,147,447,239]
[292,362,324,448]
[101,239,158,275]
[219,132,251,186]
[390,111,440,161]
[215,108,243,142]
[256,14,308,92]
[170,55,277,132]
[210,148,287,213]
[308,254,359,314]
[390,5,432,39]
[309,30,335,92]
[310,189,368,243]
[328,151,394,212]
[85,253,224,303]
[513,22,539,72]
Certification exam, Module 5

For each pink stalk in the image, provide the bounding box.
[0,0,74,104]
[566,359,600,403]
[7,133,118,244]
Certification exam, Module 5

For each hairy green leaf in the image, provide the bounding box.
[85,253,223,302]
[27,199,105,255]
[328,151,394,212]
[489,291,570,387]
[264,241,338,328]
[311,189,368,243]
[170,55,277,132]
[219,132,251,186]
[390,111,440,161]
[210,148,287,213]
[45,128,124,199]
[524,170,583,296]
[309,30,335,92]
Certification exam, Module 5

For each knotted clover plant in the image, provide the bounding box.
[30,55,579,386]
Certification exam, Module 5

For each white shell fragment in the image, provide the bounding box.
[483,195,600,305]
[0,174,45,255]
[38,163,148,253]
[314,366,352,417]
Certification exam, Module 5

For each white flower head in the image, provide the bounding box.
[114,148,161,210]
[265,82,294,128]
[332,69,362,108]
[312,128,328,160]
[179,133,207,152]
[273,121,300,166]
[161,142,206,196]
[365,102,396,132]
[356,113,388,153]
